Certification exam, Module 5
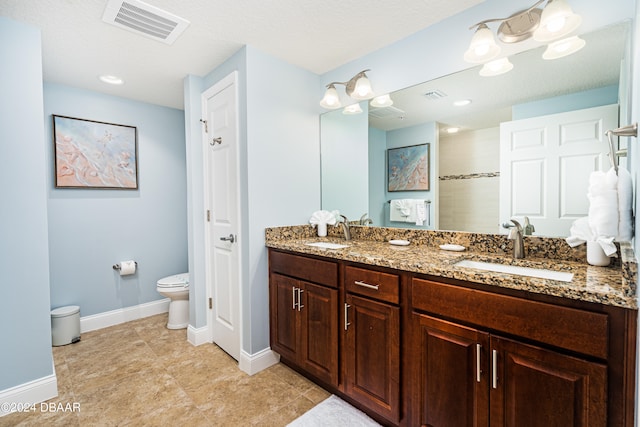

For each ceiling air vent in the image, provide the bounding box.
[423,89,447,100]
[369,105,406,119]
[102,0,190,45]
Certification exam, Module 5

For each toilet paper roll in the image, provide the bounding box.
[119,260,136,276]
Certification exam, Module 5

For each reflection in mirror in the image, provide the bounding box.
[320,21,631,237]
[320,102,369,221]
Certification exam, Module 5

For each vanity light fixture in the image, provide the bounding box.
[479,57,514,77]
[464,0,581,63]
[343,103,363,115]
[542,35,585,60]
[320,69,374,109]
[370,94,393,108]
[533,0,582,42]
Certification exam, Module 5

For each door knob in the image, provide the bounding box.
[220,234,235,243]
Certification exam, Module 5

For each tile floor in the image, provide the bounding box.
[1,313,330,426]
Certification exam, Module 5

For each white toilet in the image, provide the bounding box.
[156,273,189,329]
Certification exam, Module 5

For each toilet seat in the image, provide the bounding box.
[157,273,189,288]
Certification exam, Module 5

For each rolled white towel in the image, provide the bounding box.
[617,167,633,241]
[587,169,618,238]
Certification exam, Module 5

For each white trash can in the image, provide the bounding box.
[51,305,81,346]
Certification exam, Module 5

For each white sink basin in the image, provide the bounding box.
[305,242,350,249]
[454,260,573,282]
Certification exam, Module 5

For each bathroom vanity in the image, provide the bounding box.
[266,225,637,427]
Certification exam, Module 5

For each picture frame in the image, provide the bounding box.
[387,143,430,192]
[53,115,138,189]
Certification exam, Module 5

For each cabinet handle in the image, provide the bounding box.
[344,303,351,330]
[297,288,304,311]
[292,287,297,310]
[476,344,482,383]
[492,349,498,389]
[354,280,379,290]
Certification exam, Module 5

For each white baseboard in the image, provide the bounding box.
[0,372,58,417]
[80,299,170,333]
[239,347,280,376]
[187,324,210,346]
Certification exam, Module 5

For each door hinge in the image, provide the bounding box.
[209,297,213,309]
[200,119,208,133]
[206,210,211,222]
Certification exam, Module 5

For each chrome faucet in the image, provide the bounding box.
[506,219,525,259]
[359,213,373,226]
[337,214,351,241]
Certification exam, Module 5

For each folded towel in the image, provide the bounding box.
[617,167,633,241]
[565,217,617,257]
[309,210,337,226]
[390,200,411,222]
[415,202,428,226]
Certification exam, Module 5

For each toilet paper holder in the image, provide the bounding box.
[112,261,138,270]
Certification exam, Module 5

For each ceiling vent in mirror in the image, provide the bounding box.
[368,105,406,119]
[102,0,190,45]
[423,90,447,100]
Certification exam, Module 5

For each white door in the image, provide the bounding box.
[500,104,618,236]
[203,72,241,360]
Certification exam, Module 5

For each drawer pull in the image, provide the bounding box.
[476,344,482,383]
[354,280,379,290]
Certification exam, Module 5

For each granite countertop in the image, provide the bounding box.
[266,227,638,310]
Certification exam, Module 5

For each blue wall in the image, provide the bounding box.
[513,85,620,119]
[321,102,369,219]
[44,84,188,317]
[184,45,319,356]
[0,17,54,391]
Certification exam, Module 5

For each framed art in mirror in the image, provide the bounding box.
[388,143,430,192]
[53,115,138,189]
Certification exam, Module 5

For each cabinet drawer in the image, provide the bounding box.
[269,250,338,288]
[412,278,608,359]
[346,266,399,304]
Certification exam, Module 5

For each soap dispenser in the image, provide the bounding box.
[523,216,535,236]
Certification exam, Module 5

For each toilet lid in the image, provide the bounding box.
[157,273,189,288]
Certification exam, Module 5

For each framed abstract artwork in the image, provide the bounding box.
[387,143,430,191]
[53,115,138,189]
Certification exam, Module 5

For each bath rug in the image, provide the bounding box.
[287,395,381,426]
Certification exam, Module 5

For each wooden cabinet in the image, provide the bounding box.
[414,313,607,427]
[343,266,401,423]
[412,277,616,427]
[269,252,339,387]
[268,249,636,427]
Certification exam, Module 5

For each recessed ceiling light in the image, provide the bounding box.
[99,75,124,85]
[453,99,472,107]
[446,127,460,134]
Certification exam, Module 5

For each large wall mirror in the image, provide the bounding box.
[320,21,631,238]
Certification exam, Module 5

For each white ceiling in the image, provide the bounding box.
[0,0,484,109]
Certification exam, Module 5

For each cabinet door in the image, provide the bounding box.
[345,294,400,423]
[300,281,339,386]
[490,336,607,427]
[269,273,299,361]
[414,313,490,427]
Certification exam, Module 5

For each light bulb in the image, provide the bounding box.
[320,85,342,109]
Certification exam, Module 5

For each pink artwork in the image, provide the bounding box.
[53,115,138,189]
